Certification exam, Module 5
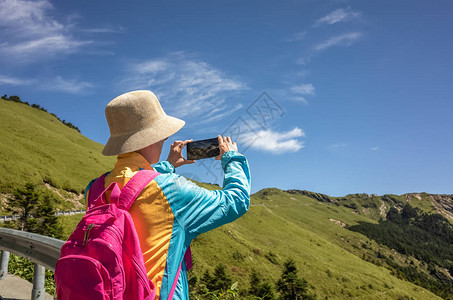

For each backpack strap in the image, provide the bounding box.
[88,182,121,210]
[117,170,161,211]
[87,173,108,210]
[87,170,160,211]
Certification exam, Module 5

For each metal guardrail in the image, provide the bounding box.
[0,227,65,299]
[0,210,86,223]
[55,209,86,216]
[0,228,64,271]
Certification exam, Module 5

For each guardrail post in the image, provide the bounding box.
[31,263,45,300]
[0,250,10,280]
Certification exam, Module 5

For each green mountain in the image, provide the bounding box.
[188,188,452,299]
[0,98,116,212]
[1,97,452,299]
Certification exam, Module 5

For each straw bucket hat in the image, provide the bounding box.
[102,90,185,156]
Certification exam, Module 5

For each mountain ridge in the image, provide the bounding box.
[286,189,453,222]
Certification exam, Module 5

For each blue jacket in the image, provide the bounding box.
[99,150,251,299]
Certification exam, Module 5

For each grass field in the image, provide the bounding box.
[187,189,440,299]
[0,100,115,194]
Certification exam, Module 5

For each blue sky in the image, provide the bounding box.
[1,0,452,196]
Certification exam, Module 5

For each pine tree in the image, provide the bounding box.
[386,207,402,223]
[249,269,276,299]
[249,268,261,296]
[401,204,418,220]
[6,183,40,231]
[211,263,232,292]
[8,95,22,103]
[6,184,62,238]
[276,259,313,300]
[260,282,276,300]
[200,269,214,288]
[35,193,63,239]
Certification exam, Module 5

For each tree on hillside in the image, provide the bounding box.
[8,95,22,103]
[401,204,418,220]
[194,269,214,297]
[249,268,261,296]
[211,264,233,292]
[35,193,63,239]
[6,183,40,231]
[1,93,81,132]
[200,269,214,286]
[249,268,275,300]
[260,282,276,300]
[276,259,314,300]
[6,183,62,238]
[194,266,237,298]
[386,207,402,223]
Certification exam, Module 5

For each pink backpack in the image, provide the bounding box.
[55,170,159,300]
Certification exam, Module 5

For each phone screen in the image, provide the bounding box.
[186,138,220,160]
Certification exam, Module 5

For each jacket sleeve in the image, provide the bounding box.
[161,151,251,240]
[153,160,175,174]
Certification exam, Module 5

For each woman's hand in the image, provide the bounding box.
[167,139,196,168]
[215,135,238,160]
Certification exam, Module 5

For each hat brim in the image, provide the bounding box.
[102,115,185,156]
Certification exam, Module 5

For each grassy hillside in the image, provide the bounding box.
[185,188,442,299]
[2,96,449,298]
[0,99,115,195]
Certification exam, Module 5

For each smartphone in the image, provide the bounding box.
[186,138,220,160]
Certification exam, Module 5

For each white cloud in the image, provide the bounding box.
[135,60,169,74]
[120,52,246,122]
[79,27,124,34]
[295,70,310,77]
[291,83,315,95]
[296,56,311,65]
[0,74,93,93]
[286,31,307,42]
[0,0,100,60]
[287,83,315,104]
[314,8,361,27]
[0,0,55,33]
[314,32,362,51]
[246,127,305,154]
[7,35,91,54]
[0,75,35,86]
[371,146,379,151]
[198,103,244,125]
[329,143,347,149]
[287,96,308,105]
[41,76,94,94]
